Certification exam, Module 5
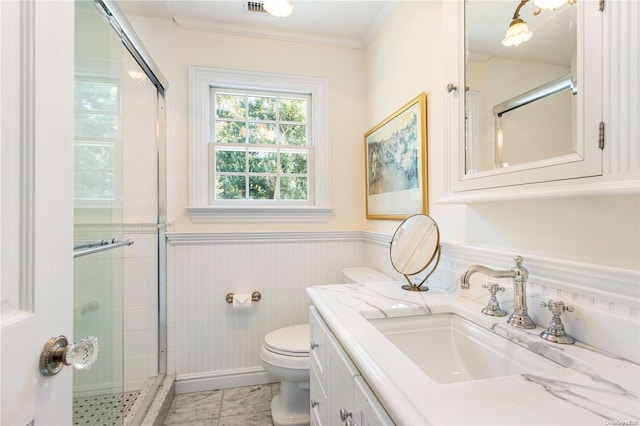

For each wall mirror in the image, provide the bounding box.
[466,0,577,174]
[390,214,441,292]
[444,0,602,195]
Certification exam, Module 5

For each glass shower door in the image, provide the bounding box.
[73,1,161,424]
[73,1,126,424]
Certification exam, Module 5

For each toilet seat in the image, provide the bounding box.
[264,324,309,357]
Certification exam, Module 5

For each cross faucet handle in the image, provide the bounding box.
[482,283,505,295]
[540,299,574,316]
[539,299,575,344]
[481,283,507,317]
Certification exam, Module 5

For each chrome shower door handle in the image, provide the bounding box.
[40,335,99,376]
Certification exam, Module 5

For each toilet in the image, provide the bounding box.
[261,267,392,426]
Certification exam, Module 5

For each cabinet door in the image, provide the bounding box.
[327,334,359,425]
[354,376,394,426]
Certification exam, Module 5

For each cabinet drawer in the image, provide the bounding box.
[309,307,329,385]
[310,361,328,426]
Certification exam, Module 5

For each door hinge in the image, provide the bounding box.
[599,122,605,149]
[599,0,604,11]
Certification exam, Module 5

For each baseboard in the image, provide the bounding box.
[174,367,274,394]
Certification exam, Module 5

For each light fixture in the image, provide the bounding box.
[263,0,293,17]
[502,0,533,47]
[502,0,576,47]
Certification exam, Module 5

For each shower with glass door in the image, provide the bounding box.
[72,0,167,424]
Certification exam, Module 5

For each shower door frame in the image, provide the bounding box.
[91,0,169,420]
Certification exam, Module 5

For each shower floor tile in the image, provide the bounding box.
[164,384,279,426]
[73,390,141,426]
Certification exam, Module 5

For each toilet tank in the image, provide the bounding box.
[342,267,393,283]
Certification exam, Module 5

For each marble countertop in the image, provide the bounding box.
[306,282,640,426]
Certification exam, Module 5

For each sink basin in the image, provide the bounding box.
[367,313,560,384]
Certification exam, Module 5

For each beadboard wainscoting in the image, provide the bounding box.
[167,231,640,393]
[167,231,373,394]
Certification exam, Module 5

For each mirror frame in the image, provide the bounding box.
[443,0,603,198]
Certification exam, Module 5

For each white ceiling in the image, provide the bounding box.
[116,0,576,61]
[116,0,397,49]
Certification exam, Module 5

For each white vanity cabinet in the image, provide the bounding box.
[310,307,393,426]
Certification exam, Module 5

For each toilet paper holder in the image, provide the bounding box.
[225,291,262,304]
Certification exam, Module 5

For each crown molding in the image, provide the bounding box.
[174,15,368,49]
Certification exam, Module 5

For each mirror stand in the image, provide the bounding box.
[400,244,442,292]
[390,214,442,293]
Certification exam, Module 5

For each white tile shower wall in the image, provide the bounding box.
[73,226,159,395]
[73,236,122,396]
[122,228,159,392]
[168,232,365,386]
[362,232,640,363]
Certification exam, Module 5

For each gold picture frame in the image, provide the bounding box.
[364,93,428,219]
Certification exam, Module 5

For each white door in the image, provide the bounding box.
[1,1,75,425]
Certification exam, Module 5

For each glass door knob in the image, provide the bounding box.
[40,335,99,376]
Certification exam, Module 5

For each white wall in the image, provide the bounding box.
[171,26,368,233]
[364,1,467,242]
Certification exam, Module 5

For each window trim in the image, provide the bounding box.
[188,66,333,223]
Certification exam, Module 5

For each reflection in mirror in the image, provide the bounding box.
[390,214,441,292]
[465,0,577,174]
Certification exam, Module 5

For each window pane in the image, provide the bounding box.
[249,176,276,199]
[279,98,306,122]
[248,96,276,120]
[216,149,246,172]
[248,123,276,144]
[216,93,246,119]
[75,171,113,199]
[216,175,246,199]
[248,150,277,173]
[75,143,113,171]
[279,124,306,146]
[280,151,308,174]
[280,177,308,200]
[75,81,118,112]
[216,121,246,144]
[75,113,120,138]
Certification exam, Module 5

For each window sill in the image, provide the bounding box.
[186,206,334,223]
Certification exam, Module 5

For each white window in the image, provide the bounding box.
[188,67,333,223]
[210,88,311,202]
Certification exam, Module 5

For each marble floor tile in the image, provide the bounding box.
[163,384,277,426]
[220,385,272,417]
[163,389,223,425]
[218,411,273,426]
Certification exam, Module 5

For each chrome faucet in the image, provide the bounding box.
[460,256,536,329]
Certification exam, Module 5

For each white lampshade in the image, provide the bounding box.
[502,20,533,47]
[263,0,294,17]
[534,0,568,10]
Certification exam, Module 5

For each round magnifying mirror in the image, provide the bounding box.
[390,214,441,292]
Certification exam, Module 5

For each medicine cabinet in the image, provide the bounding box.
[443,0,604,199]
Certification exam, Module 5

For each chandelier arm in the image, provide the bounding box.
[512,0,530,20]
